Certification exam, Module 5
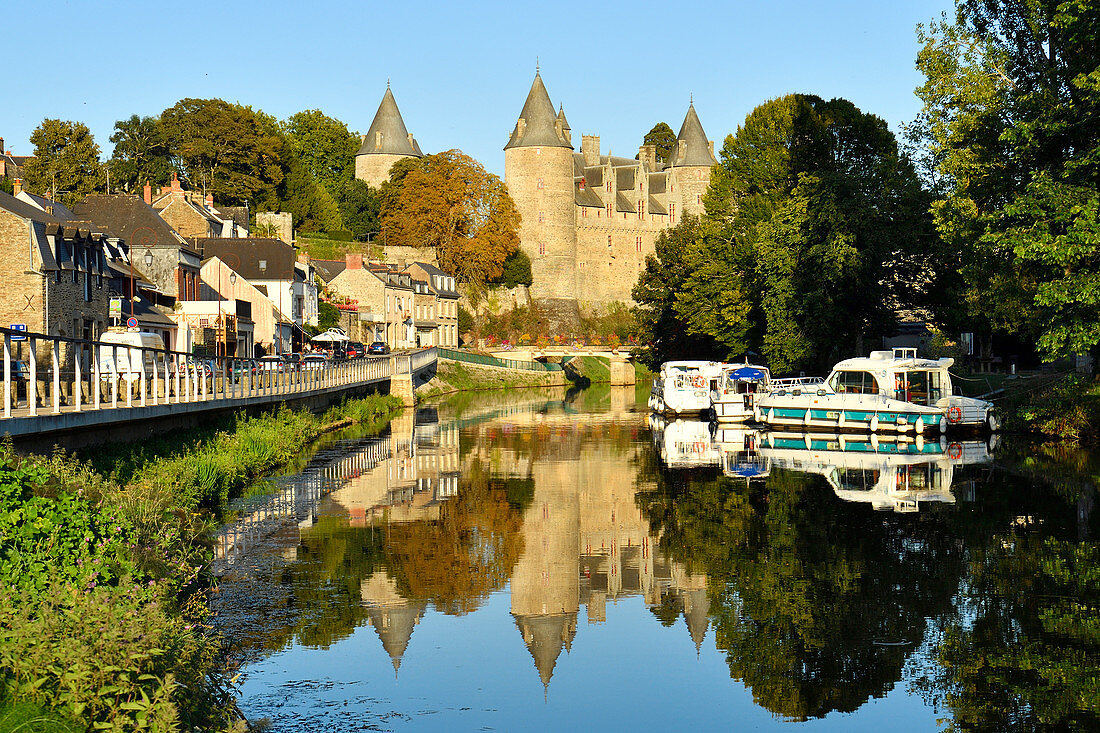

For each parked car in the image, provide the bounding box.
[258,355,286,372]
[301,354,329,371]
[367,341,390,355]
[345,341,366,358]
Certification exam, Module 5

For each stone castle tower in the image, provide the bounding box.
[504,71,718,313]
[355,85,423,188]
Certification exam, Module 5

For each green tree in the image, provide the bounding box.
[912,1,1100,360]
[379,150,520,287]
[108,114,173,193]
[160,98,287,208]
[278,153,343,233]
[493,248,533,288]
[21,119,104,207]
[317,301,340,332]
[282,110,360,194]
[642,122,676,165]
[335,178,381,240]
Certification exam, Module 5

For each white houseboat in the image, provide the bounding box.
[649,415,721,469]
[649,360,723,416]
[712,364,771,423]
[756,349,998,435]
[760,431,993,512]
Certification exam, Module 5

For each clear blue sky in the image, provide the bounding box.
[2,0,953,176]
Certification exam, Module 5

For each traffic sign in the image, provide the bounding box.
[126,317,138,329]
[9,324,26,342]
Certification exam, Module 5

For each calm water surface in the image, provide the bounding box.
[212,386,1100,732]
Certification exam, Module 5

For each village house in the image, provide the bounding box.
[403,262,460,348]
[73,193,202,304]
[327,255,415,349]
[147,174,248,239]
[198,256,294,356]
[194,238,319,349]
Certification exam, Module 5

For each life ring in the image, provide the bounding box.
[947,442,962,460]
[691,375,705,389]
[947,406,963,423]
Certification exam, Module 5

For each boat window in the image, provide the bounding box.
[831,371,879,394]
[894,371,943,405]
[896,464,941,490]
[835,468,880,491]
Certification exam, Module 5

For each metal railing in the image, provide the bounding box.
[0,326,436,421]
[437,347,563,372]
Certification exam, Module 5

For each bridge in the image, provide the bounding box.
[0,325,437,446]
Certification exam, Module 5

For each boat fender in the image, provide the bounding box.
[870,414,880,432]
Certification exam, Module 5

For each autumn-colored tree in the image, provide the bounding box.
[379,150,520,286]
[21,119,104,207]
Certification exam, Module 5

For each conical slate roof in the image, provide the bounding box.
[681,587,711,652]
[357,87,422,158]
[504,73,572,150]
[672,103,717,167]
[514,613,577,686]
[557,104,570,131]
[364,601,427,674]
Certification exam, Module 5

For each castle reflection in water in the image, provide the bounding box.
[214,389,709,687]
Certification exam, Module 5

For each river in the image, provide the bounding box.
[210,385,1099,732]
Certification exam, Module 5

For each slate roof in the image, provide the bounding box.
[193,237,296,280]
[574,184,604,208]
[407,262,460,297]
[672,103,717,167]
[0,189,65,224]
[357,88,422,158]
[648,195,668,215]
[311,258,347,283]
[504,72,572,150]
[73,194,192,251]
[615,192,636,213]
[15,191,78,220]
[647,171,667,195]
[218,205,249,229]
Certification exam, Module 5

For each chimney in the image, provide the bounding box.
[345,253,362,270]
[639,144,657,170]
[708,140,715,158]
[143,182,151,205]
[205,193,214,209]
[170,171,181,191]
[12,178,21,196]
[297,252,311,265]
[0,138,4,154]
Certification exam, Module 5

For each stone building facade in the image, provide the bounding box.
[504,72,717,309]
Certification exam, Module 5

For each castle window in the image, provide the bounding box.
[582,207,587,218]
[636,236,642,253]
[607,235,612,249]
[537,178,544,190]
[606,182,611,193]
[606,204,612,217]
[579,178,585,190]
[538,211,544,223]
[697,194,702,204]
[539,241,546,256]
[670,203,675,219]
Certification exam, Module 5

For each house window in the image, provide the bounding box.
[72,270,78,284]
[84,271,91,302]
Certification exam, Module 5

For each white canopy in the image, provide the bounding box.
[311,327,349,344]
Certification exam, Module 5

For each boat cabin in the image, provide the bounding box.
[827,348,954,406]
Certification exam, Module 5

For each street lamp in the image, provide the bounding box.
[227,271,237,356]
[143,249,153,268]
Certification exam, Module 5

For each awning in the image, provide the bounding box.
[727,366,768,382]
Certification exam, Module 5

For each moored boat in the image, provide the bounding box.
[712,363,770,423]
[648,360,723,416]
[756,348,998,434]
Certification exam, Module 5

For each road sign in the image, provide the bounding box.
[109,298,122,319]
[9,324,26,342]
[126,317,138,329]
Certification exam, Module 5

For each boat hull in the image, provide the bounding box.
[758,392,947,434]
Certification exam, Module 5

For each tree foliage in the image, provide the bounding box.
[21,119,104,207]
[160,98,287,209]
[912,0,1100,360]
[642,122,676,165]
[493,247,533,288]
[334,178,381,241]
[637,95,937,373]
[379,150,520,287]
[107,114,173,193]
[282,109,359,194]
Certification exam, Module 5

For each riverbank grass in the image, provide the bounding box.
[418,360,566,399]
[0,393,403,732]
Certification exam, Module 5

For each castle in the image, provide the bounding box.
[355,73,717,310]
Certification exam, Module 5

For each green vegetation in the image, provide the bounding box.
[642,122,676,165]
[21,119,105,207]
[418,360,565,399]
[996,375,1100,444]
[0,395,402,731]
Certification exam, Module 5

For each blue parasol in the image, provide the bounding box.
[727,366,768,382]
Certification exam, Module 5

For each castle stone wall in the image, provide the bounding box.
[356,154,408,188]
[505,145,576,303]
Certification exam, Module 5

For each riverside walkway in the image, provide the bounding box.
[0,325,436,441]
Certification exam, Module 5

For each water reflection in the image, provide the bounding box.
[216,389,1100,731]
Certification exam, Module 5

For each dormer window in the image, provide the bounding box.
[579,178,586,191]
[376,131,384,148]
[537,178,544,190]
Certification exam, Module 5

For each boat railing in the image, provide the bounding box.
[771,376,825,389]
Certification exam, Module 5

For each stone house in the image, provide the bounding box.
[327,255,415,349]
[73,194,202,303]
[404,262,460,348]
[147,173,248,239]
[0,190,113,399]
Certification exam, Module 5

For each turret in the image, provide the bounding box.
[668,100,717,216]
[503,70,578,313]
[355,84,423,188]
